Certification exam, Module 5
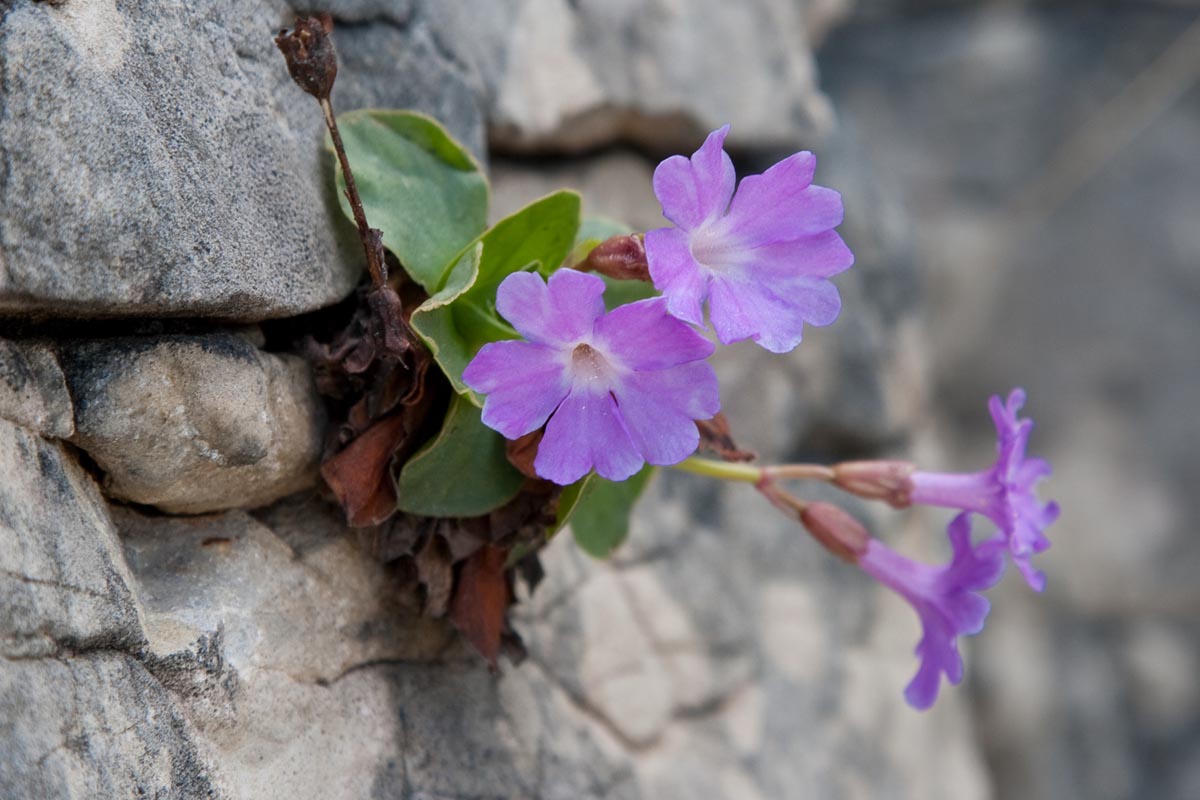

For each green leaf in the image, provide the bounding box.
[557,467,656,558]
[552,473,594,534]
[410,191,582,403]
[396,394,524,517]
[601,274,659,309]
[330,110,489,291]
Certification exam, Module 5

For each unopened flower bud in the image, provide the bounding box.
[576,234,650,282]
[799,502,870,563]
[832,460,915,508]
[275,15,338,100]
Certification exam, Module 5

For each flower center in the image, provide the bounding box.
[688,227,743,272]
[570,343,614,390]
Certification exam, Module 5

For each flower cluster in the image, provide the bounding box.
[466,126,851,480]
[463,126,1057,711]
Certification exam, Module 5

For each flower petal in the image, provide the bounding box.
[495,269,606,346]
[645,226,710,326]
[535,389,642,484]
[708,273,842,353]
[464,340,569,439]
[594,297,714,370]
[612,362,719,465]
[652,125,735,230]
[716,152,844,246]
[904,645,949,711]
[735,230,855,280]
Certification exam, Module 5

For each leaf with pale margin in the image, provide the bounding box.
[557,467,655,557]
[410,191,582,403]
[396,394,524,517]
[330,110,488,291]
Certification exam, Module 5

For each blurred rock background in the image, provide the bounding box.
[820,3,1200,799]
[0,0,1196,797]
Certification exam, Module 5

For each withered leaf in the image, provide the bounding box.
[697,413,756,462]
[450,545,511,669]
[414,534,455,618]
[366,283,411,361]
[505,430,543,479]
[356,513,428,563]
[321,413,408,527]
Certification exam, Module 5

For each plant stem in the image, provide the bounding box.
[672,457,763,483]
[763,463,836,482]
[320,97,386,288]
[673,457,839,485]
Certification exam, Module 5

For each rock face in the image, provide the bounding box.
[0,0,366,320]
[0,0,841,321]
[0,339,74,438]
[0,419,144,661]
[60,333,324,514]
[481,0,840,154]
[0,0,1010,798]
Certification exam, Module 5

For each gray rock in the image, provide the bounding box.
[0,338,74,438]
[483,0,837,154]
[117,496,454,686]
[0,652,219,800]
[0,418,144,660]
[60,333,324,514]
[330,9,490,161]
[823,4,1200,798]
[0,0,365,320]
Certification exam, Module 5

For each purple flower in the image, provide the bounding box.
[644,125,854,354]
[463,268,720,485]
[906,389,1060,591]
[859,513,1006,710]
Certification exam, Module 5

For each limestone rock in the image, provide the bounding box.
[327,0,839,157]
[0,0,358,320]
[60,333,323,514]
[484,0,837,154]
[0,418,144,660]
[116,496,454,687]
[0,338,74,438]
[0,653,218,799]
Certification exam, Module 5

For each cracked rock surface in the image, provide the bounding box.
[61,333,324,514]
[0,0,996,797]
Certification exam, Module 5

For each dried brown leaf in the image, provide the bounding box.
[366,284,410,361]
[414,534,455,618]
[450,545,511,669]
[321,413,408,527]
[505,430,543,479]
[697,413,756,462]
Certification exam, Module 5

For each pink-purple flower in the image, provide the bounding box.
[463,268,720,485]
[906,389,1060,591]
[644,125,854,353]
[858,513,1006,710]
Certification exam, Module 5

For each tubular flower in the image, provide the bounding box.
[644,125,854,353]
[463,269,720,485]
[905,389,1060,591]
[859,513,1006,710]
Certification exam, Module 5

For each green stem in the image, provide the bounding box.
[672,457,763,483]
